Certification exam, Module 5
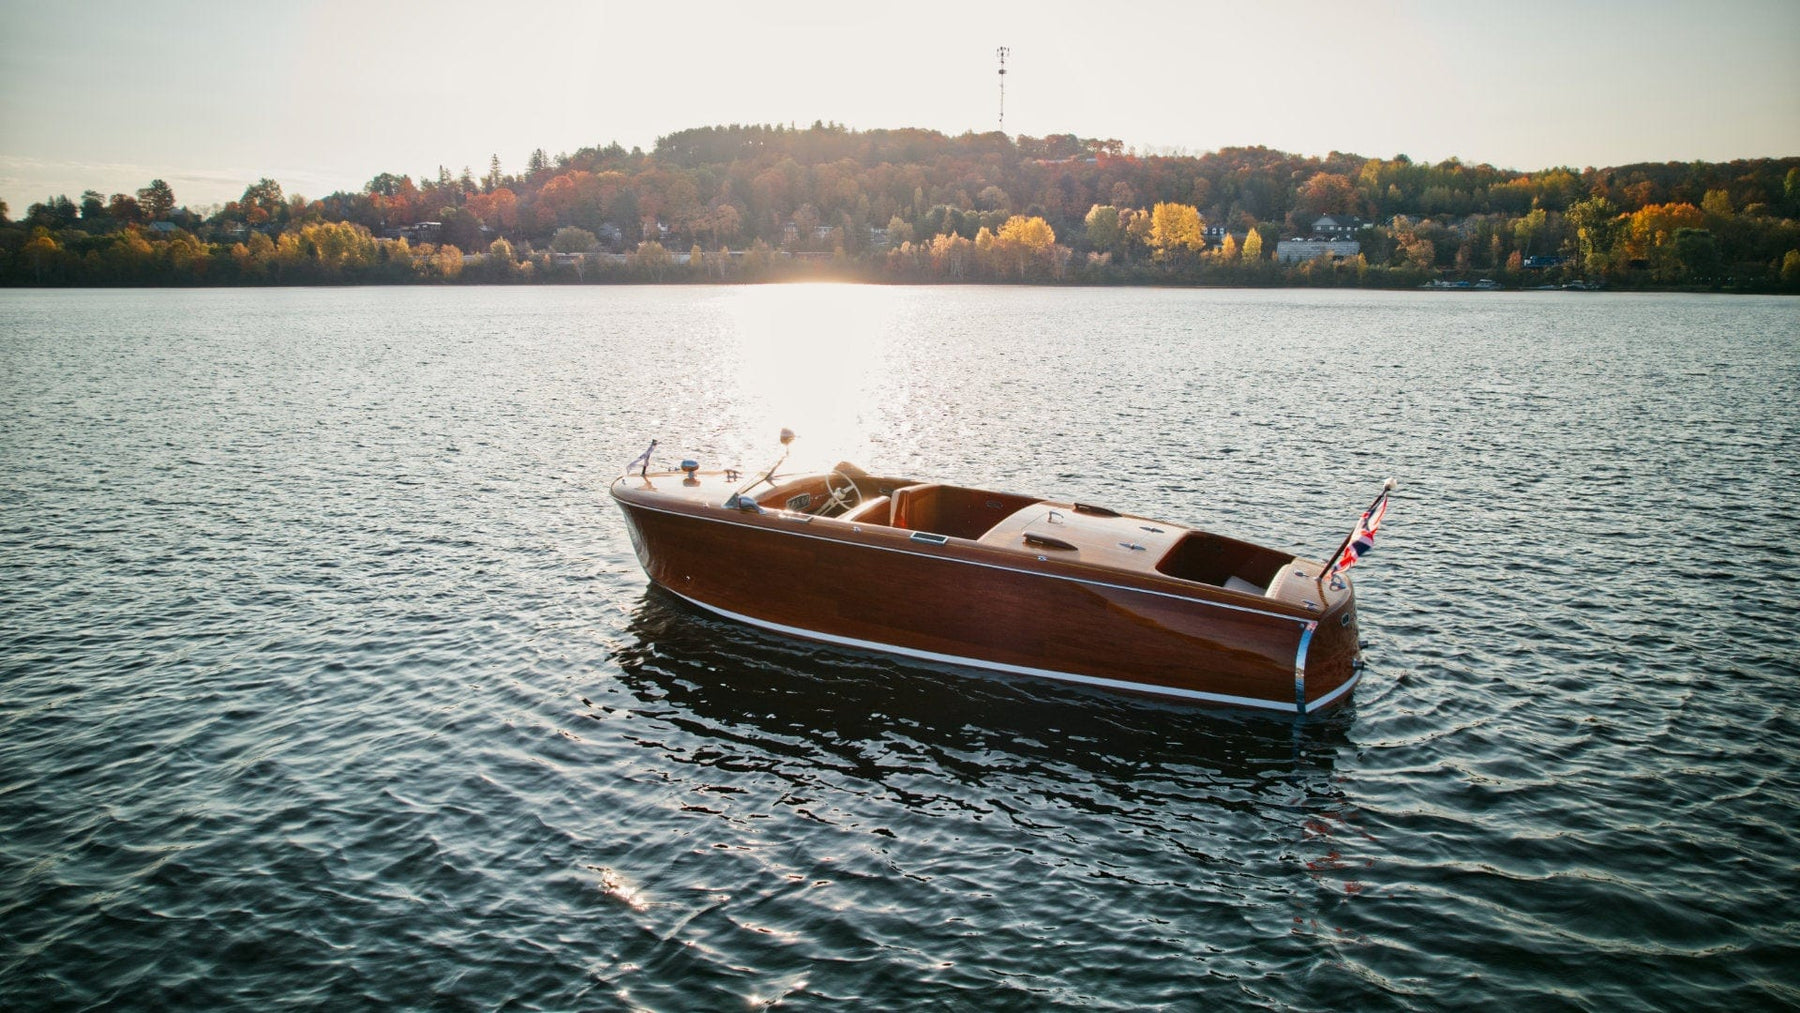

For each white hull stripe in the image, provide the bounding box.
[665,588,1361,713]
[620,498,1318,627]
[1307,665,1360,711]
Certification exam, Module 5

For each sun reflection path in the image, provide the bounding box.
[721,284,905,473]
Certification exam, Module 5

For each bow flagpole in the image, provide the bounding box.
[625,439,657,478]
[1319,478,1396,591]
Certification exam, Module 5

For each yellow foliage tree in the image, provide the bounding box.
[997,214,1055,251]
[929,232,974,279]
[1148,202,1204,260]
[22,231,62,282]
[1241,228,1263,261]
[990,215,1058,278]
[1625,202,1705,259]
[1215,233,1239,261]
[433,244,463,280]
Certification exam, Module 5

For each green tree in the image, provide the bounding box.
[1565,197,1618,276]
[438,206,484,250]
[551,226,598,253]
[1084,204,1123,255]
[629,240,672,280]
[486,237,516,278]
[1670,227,1719,281]
[366,173,406,197]
[137,179,176,221]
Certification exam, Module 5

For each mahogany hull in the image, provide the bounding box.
[612,485,1361,714]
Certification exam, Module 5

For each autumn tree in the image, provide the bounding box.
[791,203,821,248]
[1297,172,1356,215]
[1241,228,1263,261]
[993,215,1058,278]
[466,188,518,229]
[1148,202,1204,261]
[1624,202,1705,265]
[1123,208,1154,259]
[240,178,285,226]
[22,230,62,282]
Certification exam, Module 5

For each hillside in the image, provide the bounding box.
[5,122,1798,289]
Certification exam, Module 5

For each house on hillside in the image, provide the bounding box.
[1311,215,1363,238]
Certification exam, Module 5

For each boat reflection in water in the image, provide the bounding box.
[608,585,1353,787]
[612,434,1374,716]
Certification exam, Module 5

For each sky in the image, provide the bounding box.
[2,0,1797,212]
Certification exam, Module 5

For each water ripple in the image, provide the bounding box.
[2,287,1797,1010]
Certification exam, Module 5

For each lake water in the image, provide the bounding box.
[2,285,1797,1010]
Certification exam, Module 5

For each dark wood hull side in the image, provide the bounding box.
[616,499,1359,712]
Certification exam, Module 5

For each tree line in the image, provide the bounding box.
[3,122,1797,289]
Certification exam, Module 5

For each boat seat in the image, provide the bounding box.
[839,494,891,524]
[888,484,936,531]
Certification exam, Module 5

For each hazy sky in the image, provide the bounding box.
[2,0,1797,211]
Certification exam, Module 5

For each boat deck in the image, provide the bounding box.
[976,502,1185,574]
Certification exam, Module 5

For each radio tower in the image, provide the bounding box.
[996,46,1010,132]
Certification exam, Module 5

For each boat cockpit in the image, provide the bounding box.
[734,463,1297,600]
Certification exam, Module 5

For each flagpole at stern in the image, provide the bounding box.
[1317,478,1396,594]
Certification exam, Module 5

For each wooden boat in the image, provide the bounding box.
[610,441,1367,715]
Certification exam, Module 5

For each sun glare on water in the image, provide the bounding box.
[722,284,903,472]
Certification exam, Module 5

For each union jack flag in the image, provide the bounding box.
[1329,488,1390,577]
[625,439,657,477]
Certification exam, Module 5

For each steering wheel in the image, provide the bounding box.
[819,470,863,516]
